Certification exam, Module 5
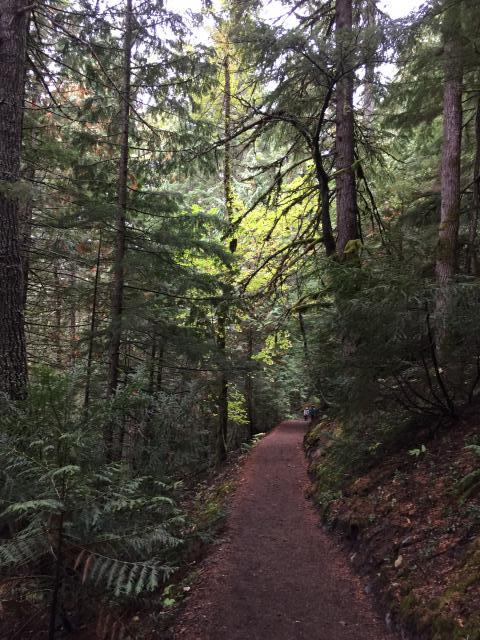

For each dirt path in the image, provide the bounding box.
[173,420,397,640]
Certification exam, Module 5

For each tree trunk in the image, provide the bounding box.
[363,0,376,120]
[156,340,165,391]
[19,162,34,309]
[313,144,335,256]
[435,4,463,309]
[216,309,228,464]
[298,311,309,358]
[335,0,359,259]
[53,260,63,367]
[68,268,76,365]
[467,93,480,275]
[223,53,234,230]
[0,0,29,399]
[48,511,64,640]
[245,327,256,438]
[84,230,102,409]
[148,331,157,394]
[216,52,234,465]
[19,80,37,310]
[107,0,133,400]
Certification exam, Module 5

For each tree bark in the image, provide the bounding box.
[245,327,256,438]
[156,340,165,391]
[84,230,102,409]
[19,161,34,309]
[216,52,234,465]
[298,311,309,358]
[363,0,376,120]
[68,268,76,365]
[107,0,133,401]
[435,4,463,302]
[0,0,29,399]
[47,511,65,640]
[53,260,62,367]
[467,93,480,275]
[313,143,335,256]
[335,0,359,259]
[223,53,234,229]
[148,331,157,394]
[216,309,228,464]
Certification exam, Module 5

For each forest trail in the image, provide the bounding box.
[173,420,397,640]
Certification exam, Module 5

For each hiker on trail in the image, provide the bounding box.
[308,405,316,420]
[303,407,309,421]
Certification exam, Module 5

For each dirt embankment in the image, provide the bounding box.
[305,418,480,640]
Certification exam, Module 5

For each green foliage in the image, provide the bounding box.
[75,554,174,597]
[253,332,292,366]
[409,445,427,458]
[0,368,186,620]
[0,524,47,567]
[455,446,480,503]
[309,245,480,424]
[5,0,480,635]
[228,385,249,426]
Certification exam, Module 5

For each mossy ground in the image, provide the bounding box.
[305,415,480,640]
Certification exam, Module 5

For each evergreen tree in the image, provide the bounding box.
[0,0,29,399]
[435,0,464,313]
[107,0,134,408]
[335,0,360,258]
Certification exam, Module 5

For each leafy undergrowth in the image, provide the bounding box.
[306,416,480,640]
[0,444,257,640]
[112,460,244,640]
[123,434,266,639]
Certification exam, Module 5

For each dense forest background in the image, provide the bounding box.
[1,0,480,637]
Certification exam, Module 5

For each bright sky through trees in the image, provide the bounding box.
[380,0,424,18]
[170,0,424,20]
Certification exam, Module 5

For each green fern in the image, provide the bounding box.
[1,498,64,518]
[0,529,47,567]
[455,446,480,503]
[0,367,188,634]
[75,551,174,596]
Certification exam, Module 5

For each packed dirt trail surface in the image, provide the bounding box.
[173,420,397,640]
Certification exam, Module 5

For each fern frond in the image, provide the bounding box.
[94,556,111,585]
[114,563,128,597]
[455,445,480,502]
[107,559,120,591]
[455,469,480,502]
[0,530,47,568]
[1,498,64,518]
[82,554,94,584]
[147,564,158,591]
[135,563,149,595]
[124,524,181,554]
[466,444,480,458]
[74,551,174,596]
[124,563,139,596]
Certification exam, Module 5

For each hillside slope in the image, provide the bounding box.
[306,416,480,640]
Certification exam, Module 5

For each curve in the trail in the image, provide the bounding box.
[173,420,396,640]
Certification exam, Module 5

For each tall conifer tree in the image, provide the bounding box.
[335,0,359,259]
[0,0,29,399]
[435,0,464,312]
[107,0,133,406]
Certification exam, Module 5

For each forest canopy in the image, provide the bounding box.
[1,0,480,637]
